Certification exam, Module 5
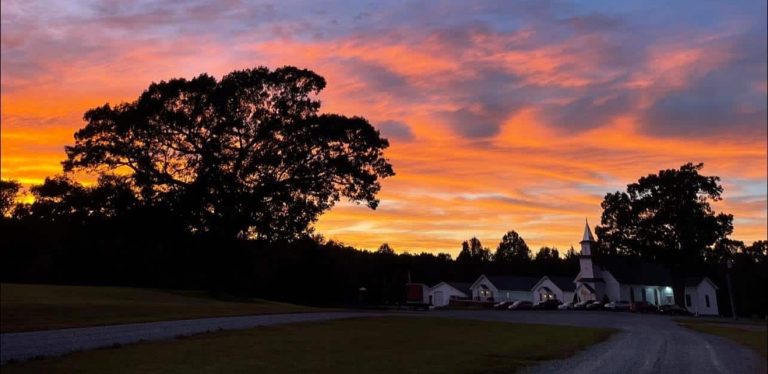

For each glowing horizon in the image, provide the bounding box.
[2,1,766,256]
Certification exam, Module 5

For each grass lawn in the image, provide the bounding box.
[2,317,615,374]
[1,283,321,333]
[677,319,767,358]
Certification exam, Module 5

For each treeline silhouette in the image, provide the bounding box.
[0,193,578,306]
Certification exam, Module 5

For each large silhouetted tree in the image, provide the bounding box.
[595,162,733,307]
[63,66,394,241]
[494,230,531,263]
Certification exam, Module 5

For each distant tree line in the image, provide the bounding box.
[0,178,578,305]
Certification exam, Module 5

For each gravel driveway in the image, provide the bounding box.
[3,309,764,373]
[433,310,766,374]
[0,311,387,363]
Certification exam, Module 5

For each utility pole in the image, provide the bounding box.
[726,259,737,320]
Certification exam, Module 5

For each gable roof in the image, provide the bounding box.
[532,275,577,292]
[485,275,541,291]
[547,276,577,292]
[434,281,472,295]
[685,277,719,290]
[597,257,673,286]
[577,283,596,293]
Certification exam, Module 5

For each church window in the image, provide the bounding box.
[705,295,710,307]
[685,294,691,307]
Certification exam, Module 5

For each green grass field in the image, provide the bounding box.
[2,317,615,374]
[677,319,767,358]
[0,283,320,333]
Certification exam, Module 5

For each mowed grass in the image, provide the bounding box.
[677,319,767,358]
[3,317,615,374]
[1,283,320,333]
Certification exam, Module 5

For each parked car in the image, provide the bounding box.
[630,301,657,313]
[605,300,631,311]
[658,304,692,316]
[585,301,606,310]
[533,299,562,310]
[493,301,513,310]
[557,301,575,310]
[572,300,592,310]
[508,300,533,310]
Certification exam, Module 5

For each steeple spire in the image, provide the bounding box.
[581,218,595,242]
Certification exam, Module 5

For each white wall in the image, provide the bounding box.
[499,290,532,302]
[563,291,575,303]
[428,283,468,307]
[603,271,622,302]
[532,278,569,302]
[470,276,499,301]
[685,281,719,316]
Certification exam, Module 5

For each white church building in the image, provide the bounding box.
[575,222,720,315]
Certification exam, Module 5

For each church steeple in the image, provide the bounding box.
[581,219,595,243]
[580,219,595,257]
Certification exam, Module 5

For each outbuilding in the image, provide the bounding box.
[684,277,719,316]
[428,282,472,307]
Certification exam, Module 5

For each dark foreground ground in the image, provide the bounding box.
[433,310,767,374]
[1,316,612,373]
[1,306,764,373]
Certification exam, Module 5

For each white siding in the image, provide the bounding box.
[563,291,576,303]
[499,290,532,302]
[602,271,622,302]
[470,276,499,301]
[533,278,561,302]
[532,277,574,303]
[428,283,468,307]
[685,280,719,316]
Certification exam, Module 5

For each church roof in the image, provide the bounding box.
[443,282,473,295]
[582,220,595,242]
[486,275,541,291]
[546,276,577,291]
[598,257,672,285]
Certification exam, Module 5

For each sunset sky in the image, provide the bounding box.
[2,0,766,256]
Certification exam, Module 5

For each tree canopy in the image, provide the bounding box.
[376,243,395,255]
[534,246,560,261]
[63,66,394,241]
[494,230,531,263]
[595,162,732,264]
[0,180,22,217]
[457,237,492,263]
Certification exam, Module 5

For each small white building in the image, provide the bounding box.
[532,276,577,303]
[428,282,471,307]
[575,221,720,315]
[470,275,539,302]
[685,277,719,315]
